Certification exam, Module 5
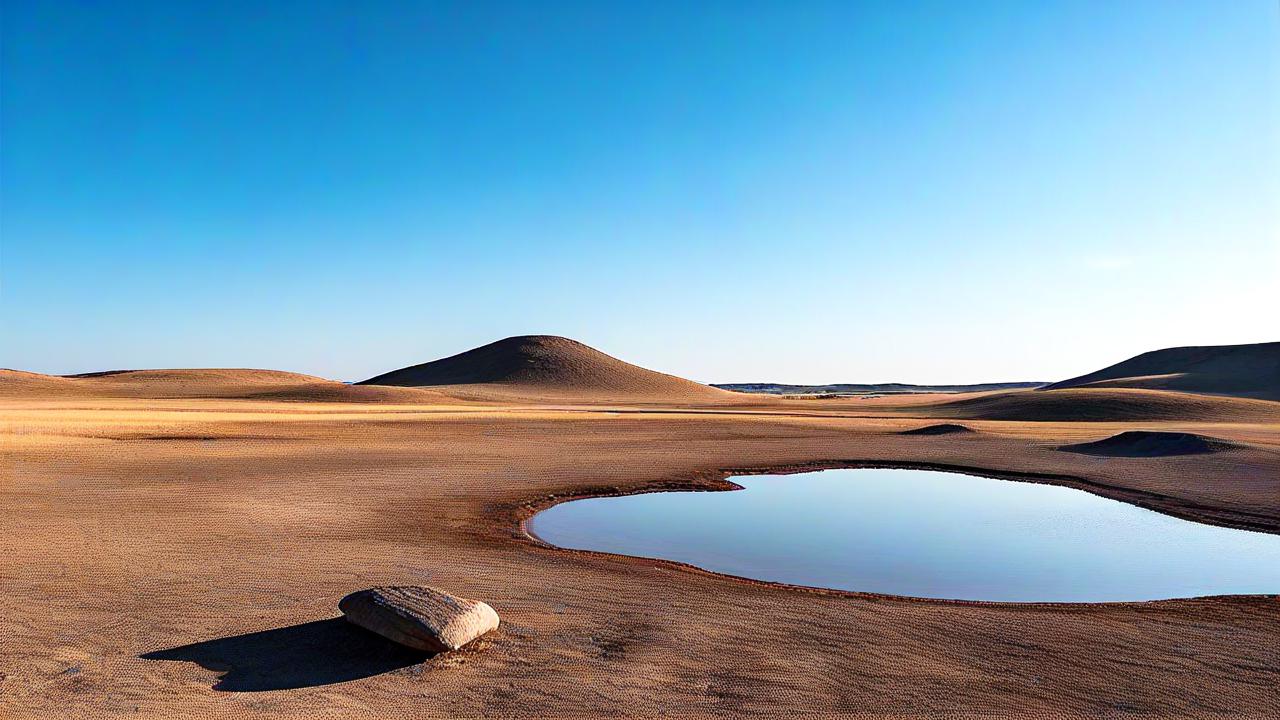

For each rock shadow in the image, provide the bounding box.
[141,617,431,691]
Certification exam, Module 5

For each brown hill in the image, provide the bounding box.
[359,335,734,403]
[1058,431,1241,457]
[1043,342,1280,401]
[0,368,448,403]
[921,387,1280,423]
[899,423,975,435]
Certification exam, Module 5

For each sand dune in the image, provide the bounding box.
[1044,342,1280,401]
[716,381,1045,396]
[923,387,1280,423]
[1059,431,1240,457]
[899,423,975,435]
[0,368,448,403]
[359,335,736,402]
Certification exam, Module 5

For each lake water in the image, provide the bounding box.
[528,468,1280,602]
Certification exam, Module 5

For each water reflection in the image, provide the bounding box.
[529,468,1280,602]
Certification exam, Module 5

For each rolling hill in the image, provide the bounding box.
[0,368,448,403]
[715,381,1045,396]
[921,387,1280,423]
[1043,342,1280,401]
[359,335,735,402]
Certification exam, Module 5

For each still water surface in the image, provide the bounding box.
[529,468,1280,602]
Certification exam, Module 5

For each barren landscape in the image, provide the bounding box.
[3,337,1278,717]
[7,3,1277,716]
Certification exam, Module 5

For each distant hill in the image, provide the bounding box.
[1043,342,1280,401]
[924,387,1280,423]
[715,381,1045,396]
[359,335,734,402]
[0,368,447,403]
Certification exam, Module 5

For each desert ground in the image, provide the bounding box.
[3,337,1278,717]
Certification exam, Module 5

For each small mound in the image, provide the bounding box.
[359,335,732,402]
[899,424,974,436]
[1058,431,1240,457]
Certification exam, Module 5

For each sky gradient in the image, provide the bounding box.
[3,1,1277,384]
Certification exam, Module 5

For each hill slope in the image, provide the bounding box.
[716,381,1045,396]
[899,423,975,436]
[1044,342,1280,401]
[0,368,448,403]
[359,335,734,402]
[1059,431,1241,457]
[922,387,1280,423]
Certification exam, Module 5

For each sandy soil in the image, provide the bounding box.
[3,384,1279,717]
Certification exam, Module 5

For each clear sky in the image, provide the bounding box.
[3,1,1277,384]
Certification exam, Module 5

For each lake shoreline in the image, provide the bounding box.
[525,467,1280,603]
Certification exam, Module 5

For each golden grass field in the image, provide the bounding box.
[3,340,1278,717]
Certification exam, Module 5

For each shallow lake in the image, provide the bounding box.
[529,468,1280,602]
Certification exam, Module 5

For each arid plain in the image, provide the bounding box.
[3,337,1278,717]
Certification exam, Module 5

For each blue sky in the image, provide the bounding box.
[3,1,1276,383]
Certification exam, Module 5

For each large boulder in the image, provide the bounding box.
[339,586,499,653]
